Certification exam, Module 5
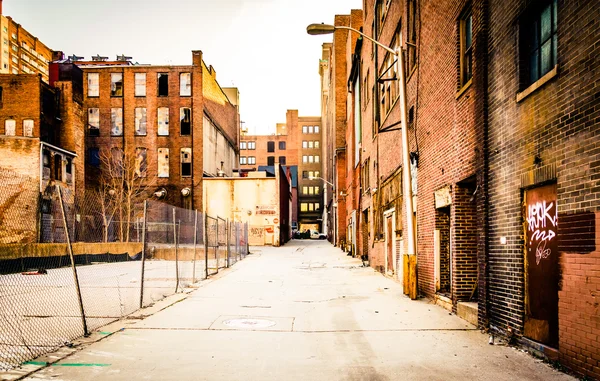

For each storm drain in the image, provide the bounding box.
[223,318,277,329]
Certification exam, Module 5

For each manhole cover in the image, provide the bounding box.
[223,318,277,329]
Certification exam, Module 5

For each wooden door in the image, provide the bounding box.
[386,216,394,274]
[524,183,558,346]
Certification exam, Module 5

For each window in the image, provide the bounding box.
[361,159,371,194]
[303,171,308,179]
[279,156,286,165]
[308,126,314,133]
[303,155,308,163]
[315,155,320,163]
[248,141,256,150]
[4,119,15,135]
[267,156,275,166]
[315,202,320,211]
[158,148,169,178]
[315,141,320,149]
[158,73,168,96]
[302,141,308,149]
[315,171,320,177]
[240,142,247,150]
[279,141,286,150]
[23,119,33,137]
[303,186,308,194]
[88,148,100,167]
[180,107,191,135]
[111,73,123,97]
[308,203,314,212]
[522,0,558,86]
[66,157,73,176]
[407,0,417,71]
[248,157,256,165]
[111,148,124,177]
[267,141,275,152]
[11,33,16,40]
[308,155,314,163]
[135,73,146,96]
[315,125,320,134]
[240,157,247,165]
[309,186,314,195]
[181,148,192,177]
[308,141,314,149]
[135,108,147,135]
[302,126,308,133]
[88,108,100,136]
[301,203,308,212]
[111,108,123,136]
[180,73,191,96]
[135,148,147,177]
[459,9,473,87]
[158,107,169,135]
[88,73,99,97]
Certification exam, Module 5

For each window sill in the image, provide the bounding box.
[516,65,558,103]
[455,78,472,100]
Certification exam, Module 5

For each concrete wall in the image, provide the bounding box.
[0,242,142,260]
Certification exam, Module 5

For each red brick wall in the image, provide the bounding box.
[0,75,41,137]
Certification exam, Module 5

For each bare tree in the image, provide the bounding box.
[97,147,153,242]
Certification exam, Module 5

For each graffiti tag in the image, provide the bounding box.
[527,201,557,265]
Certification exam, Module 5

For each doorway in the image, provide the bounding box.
[435,206,451,296]
[523,183,558,347]
[384,209,396,276]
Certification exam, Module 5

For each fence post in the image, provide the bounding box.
[246,223,250,255]
[204,213,208,279]
[56,185,88,336]
[173,208,179,293]
[139,200,148,309]
[215,218,219,274]
[192,210,198,283]
[226,219,230,268]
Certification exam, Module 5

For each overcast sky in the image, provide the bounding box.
[5,0,361,134]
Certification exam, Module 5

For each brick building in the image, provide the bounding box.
[239,110,322,232]
[318,0,599,378]
[80,50,240,211]
[0,0,54,81]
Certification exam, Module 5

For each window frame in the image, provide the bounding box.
[157,107,169,136]
[459,8,473,88]
[180,72,192,96]
[180,148,192,177]
[110,73,123,97]
[180,107,191,136]
[158,73,169,97]
[135,73,146,97]
[87,73,99,97]
[158,148,170,178]
[88,108,100,136]
[135,107,147,136]
[110,108,123,136]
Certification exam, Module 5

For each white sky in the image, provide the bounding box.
[6,0,362,134]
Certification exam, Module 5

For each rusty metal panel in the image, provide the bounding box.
[524,183,559,346]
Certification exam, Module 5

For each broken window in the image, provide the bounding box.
[267,156,275,166]
[66,157,72,175]
[111,73,123,97]
[181,148,192,177]
[180,73,191,96]
[54,154,63,181]
[23,119,33,137]
[111,108,123,136]
[158,73,168,96]
[158,148,169,178]
[135,108,147,135]
[180,107,191,135]
[88,108,100,136]
[157,107,169,135]
[135,73,146,96]
[88,73,99,97]
[4,119,15,135]
[135,147,147,177]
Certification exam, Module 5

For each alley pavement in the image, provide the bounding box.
[23,240,573,381]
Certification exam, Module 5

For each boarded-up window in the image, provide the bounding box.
[135,108,147,135]
[181,148,192,177]
[158,107,169,135]
[180,73,191,96]
[111,73,123,97]
[88,73,99,96]
[135,148,147,177]
[135,73,146,96]
[158,148,169,178]
[88,108,99,136]
[158,73,168,96]
[180,107,191,135]
[23,119,33,137]
[111,108,123,136]
[4,119,15,135]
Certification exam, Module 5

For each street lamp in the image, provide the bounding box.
[306,23,417,263]
[308,175,334,188]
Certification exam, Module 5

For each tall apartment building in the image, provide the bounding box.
[80,50,240,211]
[239,110,323,232]
[0,1,54,81]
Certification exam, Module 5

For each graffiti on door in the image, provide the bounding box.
[527,199,557,265]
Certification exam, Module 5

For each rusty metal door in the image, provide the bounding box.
[523,183,558,346]
[386,216,394,274]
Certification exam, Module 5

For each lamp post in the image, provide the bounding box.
[306,23,417,266]
[309,175,333,239]
[308,175,334,188]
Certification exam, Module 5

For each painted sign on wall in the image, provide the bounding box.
[256,205,276,215]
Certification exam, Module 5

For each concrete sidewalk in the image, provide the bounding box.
[22,240,573,380]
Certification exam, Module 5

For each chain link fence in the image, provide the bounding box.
[0,170,249,370]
